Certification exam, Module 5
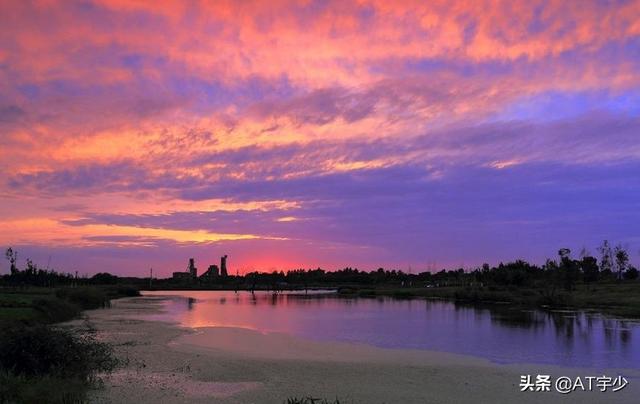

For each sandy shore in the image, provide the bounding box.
[72,296,640,403]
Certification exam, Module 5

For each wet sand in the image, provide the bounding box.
[74,296,640,403]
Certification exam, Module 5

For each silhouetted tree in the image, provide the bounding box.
[580,256,599,284]
[614,245,629,281]
[4,247,17,275]
[91,272,118,284]
[558,248,579,291]
[1,247,74,287]
[598,240,614,278]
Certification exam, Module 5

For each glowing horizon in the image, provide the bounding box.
[1,0,639,276]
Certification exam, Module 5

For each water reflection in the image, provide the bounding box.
[141,290,639,369]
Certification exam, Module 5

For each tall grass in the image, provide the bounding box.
[0,286,139,402]
[55,287,110,310]
[0,324,119,403]
[32,298,80,323]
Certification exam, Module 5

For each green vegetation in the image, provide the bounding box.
[0,286,138,404]
[337,282,640,317]
[238,241,640,318]
[0,286,140,327]
[140,241,640,318]
[0,325,119,403]
[0,249,140,403]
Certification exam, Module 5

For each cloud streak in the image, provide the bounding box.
[1,0,639,275]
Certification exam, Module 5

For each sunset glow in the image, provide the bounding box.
[1,0,639,276]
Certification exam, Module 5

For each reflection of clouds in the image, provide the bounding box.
[140,291,639,367]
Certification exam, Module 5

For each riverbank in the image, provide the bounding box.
[144,281,640,319]
[80,296,639,403]
[0,285,140,326]
[337,282,640,318]
[0,286,140,402]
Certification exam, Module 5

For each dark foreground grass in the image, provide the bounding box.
[0,324,119,404]
[0,286,138,403]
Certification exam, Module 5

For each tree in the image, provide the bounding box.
[4,247,17,275]
[578,247,590,259]
[91,272,118,284]
[614,245,629,281]
[581,256,599,284]
[557,248,579,291]
[598,240,614,278]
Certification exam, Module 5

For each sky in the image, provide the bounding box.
[1,0,639,277]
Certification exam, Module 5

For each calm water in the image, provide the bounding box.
[140,290,639,369]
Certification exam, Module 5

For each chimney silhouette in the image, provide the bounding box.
[189,258,197,279]
[220,255,228,277]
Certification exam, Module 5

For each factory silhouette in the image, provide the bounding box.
[171,255,229,283]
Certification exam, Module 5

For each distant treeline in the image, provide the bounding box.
[243,241,638,291]
[3,241,638,291]
[1,248,144,288]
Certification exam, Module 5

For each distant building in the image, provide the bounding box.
[207,264,220,277]
[221,255,228,277]
[171,271,192,281]
[188,258,197,279]
[172,258,197,281]
[172,255,228,283]
[200,264,219,281]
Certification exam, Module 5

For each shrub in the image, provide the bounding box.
[0,324,119,403]
[623,267,639,280]
[107,285,140,298]
[32,298,80,324]
[0,325,118,380]
[55,287,109,310]
[0,371,87,404]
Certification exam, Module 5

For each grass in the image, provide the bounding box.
[0,285,140,326]
[0,286,139,403]
[55,287,110,310]
[337,282,640,318]
[571,283,640,317]
[0,325,119,403]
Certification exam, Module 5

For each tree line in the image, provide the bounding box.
[243,241,638,291]
[3,241,638,290]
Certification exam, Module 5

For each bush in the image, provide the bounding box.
[0,371,87,404]
[55,287,109,310]
[623,267,639,280]
[0,324,119,403]
[32,298,80,323]
[0,325,118,379]
[107,285,140,298]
